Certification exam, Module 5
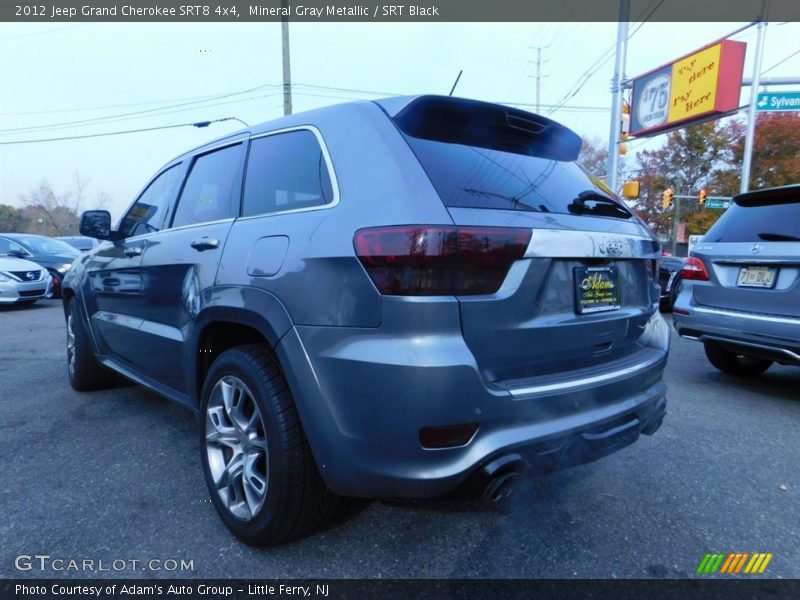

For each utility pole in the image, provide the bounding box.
[741,4,769,193]
[281,0,292,116]
[528,46,549,113]
[606,0,630,194]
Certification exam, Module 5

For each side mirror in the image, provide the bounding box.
[80,210,114,240]
[9,250,27,259]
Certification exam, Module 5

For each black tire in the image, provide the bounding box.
[67,298,116,390]
[199,344,336,546]
[703,341,772,377]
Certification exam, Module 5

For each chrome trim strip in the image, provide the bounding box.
[507,352,664,399]
[700,335,800,363]
[523,229,660,259]
[692,305,800,326]
[712,258,800,265]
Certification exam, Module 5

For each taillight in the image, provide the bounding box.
[353,226,531,295]
[683,256,709,281]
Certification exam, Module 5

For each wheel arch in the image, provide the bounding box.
[189,289,294,407]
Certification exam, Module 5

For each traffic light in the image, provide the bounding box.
[662,187,674,210]
[699,188,708,206]
[621,180,640,199]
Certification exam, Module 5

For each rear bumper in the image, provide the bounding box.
[673,294,800,365]
[278,310,669,498]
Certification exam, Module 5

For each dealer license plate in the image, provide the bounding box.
[574,266,621,314]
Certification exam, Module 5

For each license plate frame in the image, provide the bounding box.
[736,266,778,289]
[574,265,621,314]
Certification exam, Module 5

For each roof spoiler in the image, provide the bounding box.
[734,184,800,207]
[376,95,582,162]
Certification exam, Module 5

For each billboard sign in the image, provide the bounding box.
[630,40,746,137]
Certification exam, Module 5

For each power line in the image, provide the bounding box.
[0,24,86,42]
[0,83,282,134]
[0,82,404,133]
[546,3,665,118]
[0,120,231,146]
[627,0,665,40]
[0,90,250,116]
[763,48,800,75]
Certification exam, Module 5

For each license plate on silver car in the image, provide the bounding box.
[737,266,777,288]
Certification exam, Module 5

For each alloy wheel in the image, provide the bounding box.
[66,314,76,379]
[205,376,269,521]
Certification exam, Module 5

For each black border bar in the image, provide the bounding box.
[2,0,800,23]
[3,579,800,600]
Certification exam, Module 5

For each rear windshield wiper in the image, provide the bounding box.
[758,232,800,241]
[568,191,631,219]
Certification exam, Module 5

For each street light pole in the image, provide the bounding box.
[741,12,768,193]
[606,0,630,194]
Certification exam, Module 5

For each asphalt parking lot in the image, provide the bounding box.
[1,300,798,579]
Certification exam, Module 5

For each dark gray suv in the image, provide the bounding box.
[63,96,669,545]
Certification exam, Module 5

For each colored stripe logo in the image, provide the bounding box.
[697,553,773,574]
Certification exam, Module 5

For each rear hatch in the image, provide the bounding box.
[378,96,661,381]
[689,185,800,319]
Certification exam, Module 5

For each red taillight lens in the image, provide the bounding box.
[354,226,531,295]
[683,256,709,281]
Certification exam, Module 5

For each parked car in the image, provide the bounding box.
[658,255,686,311]
[57,235,100,252]
[0,233,80,298]
[63,95,669,545]
[0,255,52,305]
[673,184,800,376]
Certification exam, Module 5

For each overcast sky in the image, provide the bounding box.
[1,20,798,219]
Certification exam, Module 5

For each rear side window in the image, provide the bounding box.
[242,130,334,217]
[119,164,183,238]
[171,143,243,228]
[704,200,800,242]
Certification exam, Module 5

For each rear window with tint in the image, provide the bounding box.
[404,136,630,218]
[704,201,800,242]
[388,96,631,219]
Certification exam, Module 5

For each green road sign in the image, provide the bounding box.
[756,92,800,112]
[704,199,729,209]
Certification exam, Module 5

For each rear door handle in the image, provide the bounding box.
[190,237,220,252]
[123,246,142,257]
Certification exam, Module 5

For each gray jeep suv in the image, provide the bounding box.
[63,96,669,545]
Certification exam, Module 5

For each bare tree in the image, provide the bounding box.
[17,172,113,236]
